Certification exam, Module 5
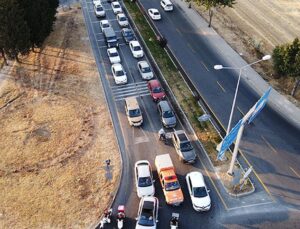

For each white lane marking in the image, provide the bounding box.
[261,135,278,154]
[227,201,274,211]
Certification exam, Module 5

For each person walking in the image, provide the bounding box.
[158,128,166,141]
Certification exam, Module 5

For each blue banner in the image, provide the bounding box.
[218,119,243,160]
[248,87,272,124]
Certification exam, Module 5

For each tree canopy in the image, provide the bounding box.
[0,0,59,63]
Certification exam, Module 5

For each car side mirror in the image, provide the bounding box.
[208,189,211,193]
[156,220,159,223]
[135,217,138,220]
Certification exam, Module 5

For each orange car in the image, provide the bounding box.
[155,154,184,206]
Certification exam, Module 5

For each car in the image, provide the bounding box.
[160,0,174,11]
[136,196,159,229]
[93,0,101,6]
[121,28,136,44]
[186,172,211,211]
[100,19,111,32]
[157,100,176,128]
[111,63,127,85]
[148,8,161,20]
[107,48,121,64]
[134,160,155,197]
[137,61,153,80]
[111,1,122,14]
[129,40,144,58]
[172,130,196,163]
[103,27,119,48]
[94,4,106,18]
[147,79,166,102]
[117,13,129,27]
[125,97,143,127]
[107,0,118,2]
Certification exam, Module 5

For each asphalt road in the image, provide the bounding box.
[138,0,300,209]
[81,1,223,228]
[80,0,300,228]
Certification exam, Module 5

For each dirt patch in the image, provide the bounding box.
[193,0,300,105]
[0,7,120,229]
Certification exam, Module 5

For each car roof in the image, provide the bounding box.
[112,2,120,6]
[148,79,160,87]
[142,196,157,204]
[112,63,122,70]
[100,19,109,24]
[118,13,125,17]
[125,97,140,110]
[138,61,149,68]
[150,8,159,12]
[137,164,151,177]
[188,172,205,187]
[130,40,140,46]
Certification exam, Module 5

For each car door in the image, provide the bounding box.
[187,176,193,197]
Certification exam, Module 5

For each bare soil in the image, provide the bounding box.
[193,0,300,105]
[0,7,120,229]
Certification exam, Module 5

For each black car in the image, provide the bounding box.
[121,28,136,44]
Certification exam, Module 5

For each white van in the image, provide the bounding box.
[160,0,173,11]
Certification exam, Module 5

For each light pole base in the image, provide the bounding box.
[227,171,234,176]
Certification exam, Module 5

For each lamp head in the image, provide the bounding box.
[262,55,271,61]
[214,65,223,70]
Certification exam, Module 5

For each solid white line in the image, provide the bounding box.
[227,201,274,211]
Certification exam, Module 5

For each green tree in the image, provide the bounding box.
[195,0,236,27]
[17,0,58,50]
[0,0,31,62]
[272,38,300,97]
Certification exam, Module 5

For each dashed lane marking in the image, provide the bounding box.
[237,106,245,116]
[290,167,300,179]
[216,80,226,93]
[261,135,278,154]
[201,61,209,71]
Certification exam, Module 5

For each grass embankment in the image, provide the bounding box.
[125,1,222,163]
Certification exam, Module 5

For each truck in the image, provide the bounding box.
[155,154,184,206]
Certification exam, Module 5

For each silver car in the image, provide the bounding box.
[157,100,176,128]
[172,130,196,163]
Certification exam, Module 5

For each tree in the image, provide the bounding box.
[195,0,236,27]
[0,0,31,62]
[17,0,59,49]
[273,38,300,97]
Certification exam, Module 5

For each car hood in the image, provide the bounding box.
[166,189,184,204]
[142,72,153,79]
[137,185,155,197]
[192,195,211,209]
[135,224,156,229]
[152,92,165,99]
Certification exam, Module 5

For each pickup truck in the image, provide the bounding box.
[155,154,184,206]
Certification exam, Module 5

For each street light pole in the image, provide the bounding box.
[214,55,271,135]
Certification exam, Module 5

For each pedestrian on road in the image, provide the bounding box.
[158,128,166,141]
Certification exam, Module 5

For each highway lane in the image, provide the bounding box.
[82,1,223,228]
[138,0,300,209]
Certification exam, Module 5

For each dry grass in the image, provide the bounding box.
[0,7,120,229]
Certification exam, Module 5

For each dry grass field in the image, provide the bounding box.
[0,7,120,229]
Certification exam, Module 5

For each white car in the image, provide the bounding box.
[160,0,173,11]
[107,48,121,64]
[137,61,153,80]
[100,19,110,32]
[135,160,155,197]
[186,171,211,211]
[111,2,122,14]
[111,63,127,85]
[94,4,106,18]
[117,13,129,27]
[148,8,161,20]
[136,196,159,229]
[93,0,101,6]
[129,41,144,58]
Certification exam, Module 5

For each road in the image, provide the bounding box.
[138,0,300,210]
[80,0,300,228]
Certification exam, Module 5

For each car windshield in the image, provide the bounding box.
[163,110,174,118]
[138,176,152,187]
[96,6,103,11]
[154,12,160,15]
[180,142,193,152]
[129,108,141,117]
[109,51,118,57]
[141,66,151,73]
[133,46,141,51]
[114,4,120,8]
[115,70,124,77]
[152,87,162,93]
[193,187,207,198]
[103,23,109,28]
[165,181,180,191]
[120,17,126,21]
[138,208,154,226]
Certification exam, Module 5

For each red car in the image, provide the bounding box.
[147,79,166,102]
